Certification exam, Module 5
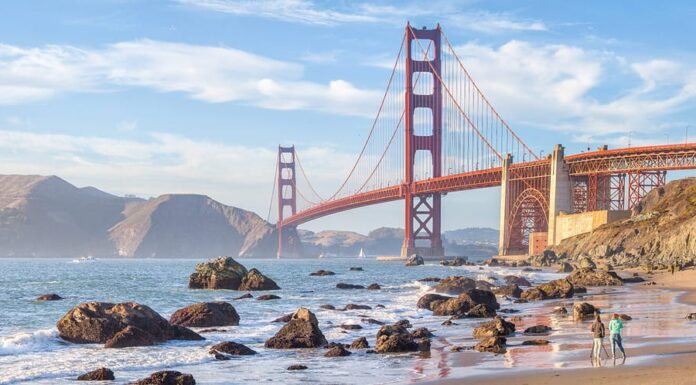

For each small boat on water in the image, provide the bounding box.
[71,256,97,263]
[358,248,366,259]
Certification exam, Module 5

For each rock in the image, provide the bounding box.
[129,370,195,385]
[272,314,292,323]
[310,270,335,276]
[601,263,614,271]
[418,277,441,282]
[239,268,280,291]
[394,319,412,328]
[36,293,62,301]
[406,254,424,266]
[410,327,433,339]
[265,308,327,348]
[209,341,257,356]
[578,256,597,269]
[417,293,452,310]
[499,308,519,314]
[350,336,369,349]
[574,286,588,294]
[492,284,522,298]
[340,324,362,330]
[367,283,381,290]
[434,276,477,295]
[520,288,547,301]
[459,289,500,310]
[557,262,574,273]
[104,325,157,348]
[287,365,307,370]
[169,302,240,328]
[77,368,115,381]
[623,276,645,283]
[504,276,531,287]
[198,328,227,333]
[476,280,494,290]
[527,250,559,267]
[475,336,506,354]
[350,267,363,271]
[538,279,574,299]
[440,257,467,266]
[375,323,426,353]
[256,294,280,301]
[361,318,385,325]
[319,304,335,310]
[342,304,372,311]
[688,313,696,320]
[375,304,386,309]
[522,339,550,346]
[523,325,551,334]
[431,297,470,317]
[336,283,365,289]
[324,345,352,357]
[553,307,568,315]
[441,319,456,326]
[472,316,515,338]
[466,304,497,318]
[57,302,202,347]
[188,256,248,290]
[567,268,623,287]
[233,293,253,300]
[573,302,598,320]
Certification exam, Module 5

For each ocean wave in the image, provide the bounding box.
[0,328,61,356]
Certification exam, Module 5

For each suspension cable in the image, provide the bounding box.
[266,156,278,222]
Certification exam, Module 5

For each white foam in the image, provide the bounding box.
[0,328,60,356]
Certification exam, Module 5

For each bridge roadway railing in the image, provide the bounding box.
[565,143,696,175]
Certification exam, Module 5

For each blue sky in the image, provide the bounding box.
[1,0,695,233]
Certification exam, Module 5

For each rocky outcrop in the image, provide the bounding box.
[57,302,202,348]
[460,289,500,310]
[325,346,352,357]
[472,316,515,338]
[336,283,365,289]
[367,283,381,290]
[440,257,468,266]
[169,302,240,328]
[342,304,371,310]
[567,268,623,287]
[129,371,195,385]
[503,276,531,287]
[557,262,574,273]
[209,341,257,356]
[77,368,115,381]
[522,279,574,301]
[475,336,506,354]
[238,268,280,291]
[36,294,62,301]
[467,304,497,318]
[523,325,551,334]
[573,302,598,319]
[310,270,335,276]
[375,323,429,353]
[434,276,477,295]
[188,257,279,290]
[256,294,280,301]
[492,284,522,298]
[350,336,369,349]
[287,365,308,371]
[264,308,327,349]
[417,293,452,310]
[406,254,424,266]
[579,256,596,269]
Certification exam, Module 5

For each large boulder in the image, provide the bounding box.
[310,270,335,276]
[188,256,248,289]
[520,287,547,301]
[440,257,467,266]
[537,279,574,299]
[350,336,369,349]
[264,308,327,348]
[459,289,500,310]
[567,268,624,287]
[169,302,240,328]
[238,268,280,291]
[492,284,522,298]
[57,302,202,347]
[77,368,115,381]
[475,336,506,354]
[503,276,531,287]
[375,323,428,353]
[324,346,352,357]
[472,316,515,338]
[557,262,574,273]
[431,297,470,317]
[578,256,597,269]
[336,283,365,289]
[417,293,452,310]
[37,294,63,301]
[434,276,477,295]
[129,371,195,385]
[467,304,497,318]
[209,341,257,356]
[406,254,424,266]
[573,302,598,320]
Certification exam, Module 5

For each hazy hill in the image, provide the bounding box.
[444,227,499,246]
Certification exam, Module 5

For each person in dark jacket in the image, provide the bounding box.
[590,313,606,364]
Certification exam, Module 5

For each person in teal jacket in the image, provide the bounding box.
[609,313,626,363]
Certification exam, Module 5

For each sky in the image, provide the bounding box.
[1,0,695,233]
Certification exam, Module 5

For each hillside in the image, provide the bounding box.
[551,177,696,267]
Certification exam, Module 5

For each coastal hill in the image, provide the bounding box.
[0,174,298,258]
[551,177,696,267]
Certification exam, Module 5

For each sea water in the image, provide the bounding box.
[1,258,695,384]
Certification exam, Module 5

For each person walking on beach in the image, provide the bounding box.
[609,313,626,364]
[590,313,606,365]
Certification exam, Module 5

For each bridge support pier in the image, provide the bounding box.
[498,154,512,255]
[547,144,572,246]
[276,146,297,258]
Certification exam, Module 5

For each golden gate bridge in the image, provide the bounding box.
[269,23,696,258]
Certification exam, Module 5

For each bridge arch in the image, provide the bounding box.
[505,187,549,255]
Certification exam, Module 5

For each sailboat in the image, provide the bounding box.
[358,248,366,259]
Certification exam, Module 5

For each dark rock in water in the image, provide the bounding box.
[476,280,494,290]
[434,276,477,295]
[367,283,381,290]
[213,353,229,360]
[394,319,412,329]
[233,293,253,300]
[523,325,551,334]
[77,368,114,381]
[522,339,550,346]
[239,268,280,291]
[492,284,522,298]
[406,254,424,266]
[350,336,369,349]
[410,327,433,339]
[287,365,307,371]
[431,297,470,317]
[504,276,531,287]
[375,323,423,353]
[129,370,195,385]
[324,346,352,357]
[310,270,335,276]
[573,302,598,319]
[361,318,385,325]
[198,328,227,333]
[567,268,623,287]
[622,276,645,284]
[418,277,441,282]
[520,288,547,301]
[325,342,349,349]
[37,294,62,301]
[188,256,248,290]
[375,304,386,309]
[574,286,588,294]
[687,313,696,320]
[256,294,280,301]
[272,314,292,323]
[475,336,506,354]
[440,257,467,266]
[537,279,574,299]
[466,304,497,318]
[441,319,456,326]
[472,316,515,338]
[459,288,500,310]
[499,308,519,314]
[209,341,257,356]
[340,323,362,330]
[557,262,574,273]
[169,302,240,328]
[319,304,336,310]
[522,267,541,272]
[57,302,202,348]
[553,307,568,315]
[350,267,363,271]
[265,308,327,349]
[342,304,371,311]
[417,293,452,310]
[336,283,365,290]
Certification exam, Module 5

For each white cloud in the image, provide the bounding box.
[447,11,547,33]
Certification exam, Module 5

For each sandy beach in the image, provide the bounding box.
[431,268,696,385]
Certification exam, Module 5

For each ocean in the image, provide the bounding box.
[1,258,694,384]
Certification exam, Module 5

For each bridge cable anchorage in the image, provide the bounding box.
[441,31,537,161]
[266,156,279,222]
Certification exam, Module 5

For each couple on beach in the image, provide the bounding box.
[590,313,626,365]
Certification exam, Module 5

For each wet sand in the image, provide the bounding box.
[430,268,696,385]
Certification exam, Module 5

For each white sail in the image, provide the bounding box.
[358,248,366,258]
